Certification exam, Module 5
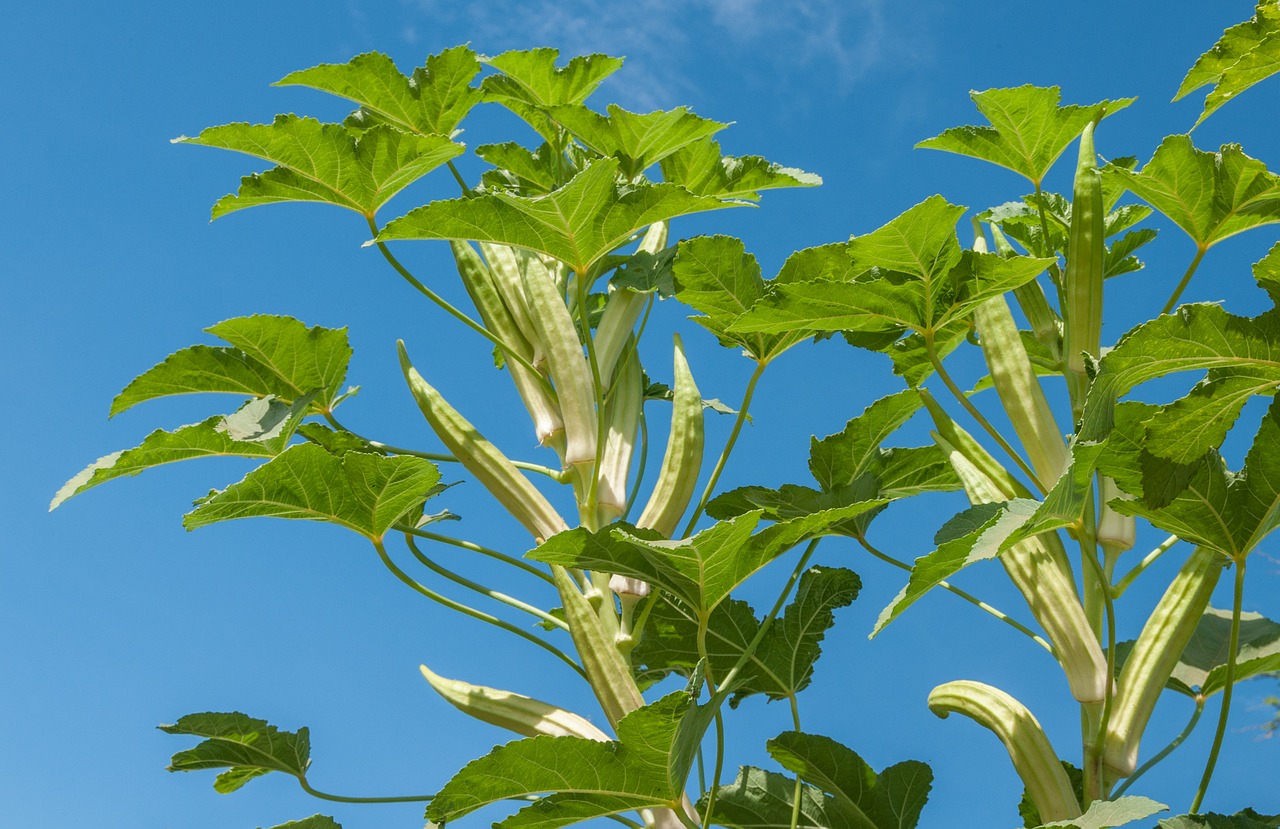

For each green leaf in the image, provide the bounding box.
[751,567,861,702]
[632,595,761,692]
[660,138,822,201]
[1159,810,1280,829]
[1172,607,1280,696]
[51,396,309,509]
[549,104,729,178]
[916,86,1133,186]
[266,819,342,829]
[427,691,710,829]
[1038,796,1166,828]
[378,159,737,273]
[183,444,441,542]
[709,767,856,829]
[612,247,677,297]
[1176,2,1280,127]
[175,115,464,218]
[275,46,483,137]
[767,731,932,829]
[297,423,382,455]
[1105,136,1280,249]
[160,712,310,793]
[481,49,624,143]
[809,391,923,490]
[732,197,1051,346]
[478,141,573,196]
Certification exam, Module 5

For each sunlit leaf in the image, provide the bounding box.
[916,86,1133,185]
[661,138,821,201]
[549,104,728,178]
[275,47,483,137]
[175,115,463,218]
[1039,795,1166,829]
[51,396,309,509]
[378,159,736,273]
[266,819,342,829]
[481,49,624,143]
[161,712,310,793]
[1176,2,1280,127]
[183,444,441,542]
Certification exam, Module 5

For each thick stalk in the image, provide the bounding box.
[1190,558,1247,813]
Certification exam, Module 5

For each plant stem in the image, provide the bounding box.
[682,360,768,537]
[373,540,585,678]
[1190,557,1247,813]
[1160,246,1207,316]
[446,160,470,194]
[1113,535,1180,597]
[1111,699,1204,798]
[1081,544,1118,803]
[299,776,431,804]
[355,435,568,482]
[788,694,804,829]
[927,347,1046,493]
[397,524,555,584]
[577,266,609,525]
[365,216,546,383]
[404,535,567,630]
[857,539,1055,654]
[624,410,650,522]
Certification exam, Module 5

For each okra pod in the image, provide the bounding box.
[420,664,610,741]
[596,222,668,385]
[1064,119,1105,410]
[553,565,645,728]
[1103,546,1225,776]
[596,336,643,525]
[399,342,569,543]
[637,334,705,538]
[929,680,1082,823]
[990,223,1062,362]
[479,242,540,347]
[1096,477,1135,561]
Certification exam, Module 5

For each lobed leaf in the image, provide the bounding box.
[1159,810,1280,829]
[1176,2,1280,127]
[549,104,728,178]
[111,315,351,416]
[661,138,821,201]
[481,48,624,143]
[1038,795,1166,828]
[183,444,441,542]
[1172,607,1280,696]
[161,712,309,793]
[175,115,463,218]
[709,767,855,829]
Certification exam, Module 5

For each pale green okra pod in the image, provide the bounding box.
[637,334,705,538]
[596,222,668,386]
[420,664,610,741]
[596,336,643,525]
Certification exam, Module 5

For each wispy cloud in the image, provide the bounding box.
[395,0,915,109]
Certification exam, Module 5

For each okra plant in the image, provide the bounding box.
[53,4,1280,828]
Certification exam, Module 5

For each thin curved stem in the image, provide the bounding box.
[1160,245,1207,316]
[1081,543,1118,803]
[788,694,804,829]
[299,776,431,804]
[858,539,1055,655]
[1112,699,1204,798]
[682,360,768,537]
[1113,535,1181,597]
[1190,557,1247,813]
[404,535,567,631]
[447,160,470,195]
[373,540,585,679]
[365,216,546,383]
[928,347,1045,493]
[396,524,555,584]
[623,410,650,522]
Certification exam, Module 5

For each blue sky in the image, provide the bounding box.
[5,2,1280,827]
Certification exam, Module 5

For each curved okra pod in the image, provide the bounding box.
[596,336,643,525]
[520,252,599,472]
[929,680,1082,823]
[637,334,705,538]
[553,565,645,728]
[596,222,668,385]
[451,241,566,453]
[926,400,1107,703]
[1064,119,1105,411]
[990,223,1062,362]
[1103,546,1226,777]
[399,342,569,543]
[479,242,541,349]
[420,665,610,741]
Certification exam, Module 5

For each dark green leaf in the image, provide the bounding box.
[275,46,483,136]
[297,423,382,455]
[632,595,760,692]
[809,391,923,490]
[1106,136,1280,249]
[1019,762,1085,829]
[613,246,677,297]
[160,712,309,793]
[378,159,737,273]
[916,86,1133,185]
[751,567,861,702]
[768,731,932,829]
[51,396,309,509]
[660,138,821,201]
[183,444,441,542]
[111,315,352,416]
[1175,2,1280,127]
[549,104,728,178]
[1173,607,1280,696]
[1159,809,1280,829]
[175,115,464,218]
[709,767,855,829]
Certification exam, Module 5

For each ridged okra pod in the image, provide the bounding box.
[990,223,1062,362]
[596,336,643,525]
[929,680,1082,823]
[596,222,668,385]
[553,565,645,728]
[925,397,1108,703]
[1103,546,1225,776]
[399,342,568,543]
[1064,119,1105,411]
[479,242,541,351]
[420,665,610,741]
[451,241,566,452]
[637,334,705,538]
[520,251,599,472]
